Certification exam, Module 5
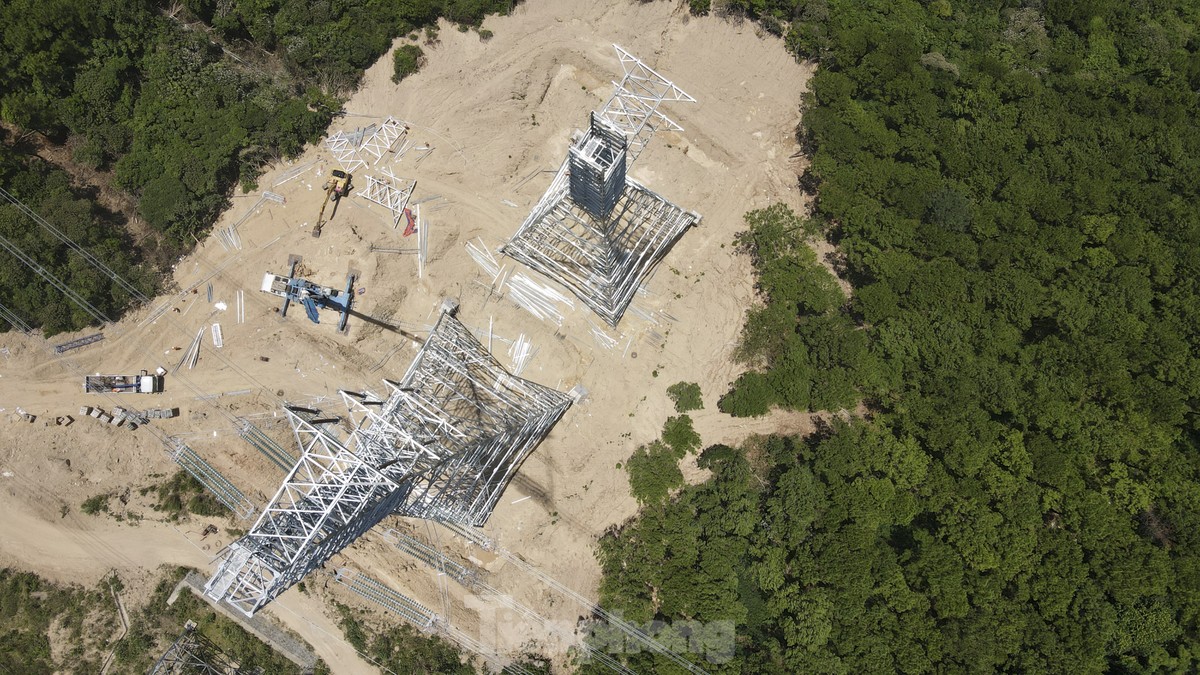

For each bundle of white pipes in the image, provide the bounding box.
[589,320,620,350]
[465,238,501,280]
[504,272,574,325]
[507,333,536,375]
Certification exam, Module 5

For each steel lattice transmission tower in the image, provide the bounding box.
[150,621,247,674]
[502,45,700,326]
[204,306,572,616]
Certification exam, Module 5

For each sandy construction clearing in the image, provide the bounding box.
[0,1,812,671]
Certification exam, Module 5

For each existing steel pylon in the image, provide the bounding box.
[150,622,243,674]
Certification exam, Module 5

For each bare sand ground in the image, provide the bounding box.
[0,1,812,671]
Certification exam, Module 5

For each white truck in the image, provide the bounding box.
[84,368,166,394]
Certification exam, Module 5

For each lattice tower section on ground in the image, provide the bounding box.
[204,309,570,616]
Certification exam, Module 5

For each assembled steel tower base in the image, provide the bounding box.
[205,309,572,617]
[503,45,700,327]
[503,160,699,326]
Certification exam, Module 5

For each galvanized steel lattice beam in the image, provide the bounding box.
[323,129,367,173]
[359,116,408,165]
[598,44,695,165]
[204,407,407,615]
[357,171,417,229]
[324,118,409,172]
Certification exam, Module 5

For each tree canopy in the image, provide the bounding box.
[596,0,1200,672]
[0,145,156,335]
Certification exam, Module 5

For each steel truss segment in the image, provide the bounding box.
[323,131,367,173]
[205,312,571,616]
[357,171,417,228]
[341,571,436,629]
[169,441,256,519]
[379,312,572,523]
[613,45,696,103]
[326,118,409,172]
[204,408,405,616]
[359,116,408,164]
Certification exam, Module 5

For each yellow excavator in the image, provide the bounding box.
[312,169,351,238]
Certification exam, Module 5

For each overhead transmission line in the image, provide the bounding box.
[0,200,273,516]
[0,230,113,326]
[0,187,150,304]
[0,187,283,400]
[0,191,682,673]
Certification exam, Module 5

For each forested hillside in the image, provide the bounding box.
[595,1,1200,672]
[0,147,157,334]
[0,0,508,334]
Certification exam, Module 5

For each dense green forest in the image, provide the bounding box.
[595,0,1200,672]
[0,146,157,334]
[8,0,1200,670]
[0,0,509,334]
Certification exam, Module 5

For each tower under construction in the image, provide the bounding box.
[204,306,572,616]
[502,45,701,326]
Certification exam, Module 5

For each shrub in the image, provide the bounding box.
[719,371,775,417]
[81,494,110,515]
[626,441,684,504]
[661,415,701,456]
[760,15,784,37]
[392,44,425,84]
[153,471,226,520]
[187,493,226,517]
[335,603,368,651]
[666,381,703,412]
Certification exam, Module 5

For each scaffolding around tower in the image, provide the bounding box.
[204,307,572,617]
